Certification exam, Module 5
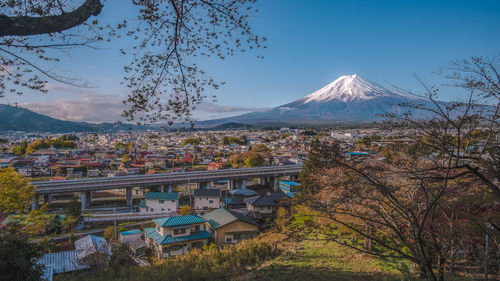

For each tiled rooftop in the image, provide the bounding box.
[153,214,206,227]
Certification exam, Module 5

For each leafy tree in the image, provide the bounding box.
[230,150,267,168]
[1,0,265,124]
[10,140,28,155]
[182,138,201,147]
[244,153,265,168]
[122,154,130,163]
[109,244,136,273]
[298,138,341,195]
[275,207,290,232]
[301,57,500,281]
[62,215,79,233]
[0,227,43,281]
[16,204,55,235]
[179,205,192,216]
[252,143,270,152]
[223,136,248,145]
[65,196,82,219]
[0,167,34,216]
[24,138,77,155]
[104,226,116,242]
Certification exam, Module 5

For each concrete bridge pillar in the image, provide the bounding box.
[31,195,39,210]
[80,192,87,210]
[258,177,266,185]
[229,179,246,190]
[160,185,173,192]
[126,187,133,207]
[197,181,211,189]
[273,177,281,192]
[86,191,92,204]
[238,179,246,190]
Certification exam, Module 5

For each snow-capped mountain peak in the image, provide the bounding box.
[302,74,400,103]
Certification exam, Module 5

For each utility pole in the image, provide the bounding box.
[113,207,117,240]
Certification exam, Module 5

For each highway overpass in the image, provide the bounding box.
[32,165,302,209]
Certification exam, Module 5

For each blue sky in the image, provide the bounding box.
[8,0,500,123]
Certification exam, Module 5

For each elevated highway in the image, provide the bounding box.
[33,165,302,195]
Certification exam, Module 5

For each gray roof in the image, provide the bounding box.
[244,195,276,207]
[38,250,87,280]
[230,188,257,196]
[193,189,221,197]
[202,207,258,229]
[267,191,287,202]
[74,235,111,259]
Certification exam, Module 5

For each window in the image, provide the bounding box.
[151,208,154,212]
[161,208,165,211]
[171,200,175,203]
[173,228,187,235]
[191,241,204,249]
[192,225,200,232]
[159,200,164,204]
[209,200,213,204]
[233,233,241,240]
[226,237,232,243]
[156,225,160,232]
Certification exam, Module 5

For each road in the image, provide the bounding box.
[31,221,148,243]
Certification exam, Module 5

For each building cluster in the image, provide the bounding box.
[0,127,418,280]
[0,128,405,179]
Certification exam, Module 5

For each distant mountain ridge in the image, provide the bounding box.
[0,104,144,132]
[198,74,428,127]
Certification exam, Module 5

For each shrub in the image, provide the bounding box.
[54,233,283,281]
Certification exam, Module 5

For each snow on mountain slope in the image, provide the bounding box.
[198,74,428,127]
[302,74,405,103]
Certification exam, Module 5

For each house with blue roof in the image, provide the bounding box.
[120,229,142,243]
[144,214,210,258]
[279,181,299,197]
[139,192,178,214]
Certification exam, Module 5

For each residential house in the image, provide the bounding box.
[193,189,221,210]
[202,208,259,246]
[120,229,146,257]
[244,195,276,216]
[144,215,210,258]
[120,229,142,243]
[139,192,178,214]
[207,162,224,170]
[38,235,111,281]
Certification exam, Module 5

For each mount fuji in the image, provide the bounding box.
[199,74,425,127]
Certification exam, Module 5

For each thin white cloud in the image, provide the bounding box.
[21,89,125,123]
[193,101,268,121]
[20,84,268,123]
[197,101,267,113]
